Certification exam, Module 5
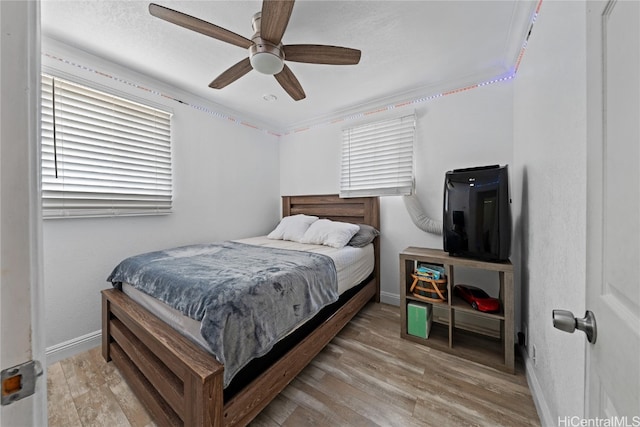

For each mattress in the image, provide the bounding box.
[122,237,374,353]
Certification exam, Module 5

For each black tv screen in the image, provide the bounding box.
[443,165,511,261]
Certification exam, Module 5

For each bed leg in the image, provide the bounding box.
[184,372,224,426]
[101,292,112,362]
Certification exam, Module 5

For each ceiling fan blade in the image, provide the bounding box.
[149,3,252,49]
[274,64,305,101]
[209,57,253,89]
[283,45,361,65]
[260,0,295,45]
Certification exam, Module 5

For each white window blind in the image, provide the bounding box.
[41,74,172,218]
[340,114,416,197]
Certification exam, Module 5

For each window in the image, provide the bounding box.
[340,114,416,197]
[41,74,172,218]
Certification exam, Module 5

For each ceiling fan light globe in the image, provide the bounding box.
[250,51,284,75]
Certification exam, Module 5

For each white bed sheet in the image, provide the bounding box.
[121,237,374,353]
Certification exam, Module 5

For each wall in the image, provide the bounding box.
[512,1,588,424]
[42,39,281,359]
[280,81,514,309]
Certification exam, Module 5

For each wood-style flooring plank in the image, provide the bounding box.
[257,393,299,425]
[311,348,419,415]
[282,372,376,427]
[47,302,540,427]
[248,411,280,427]
[59,347,109,399]
[310,371,424,427]
[47,362,83,427]
[107,369,156,427]
[280,405,332,427]
[73,383,132,426]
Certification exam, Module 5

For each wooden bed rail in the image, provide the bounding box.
[222,278,377,425]
[103,278,377,426]
[102,289,224,426]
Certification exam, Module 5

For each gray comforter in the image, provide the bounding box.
[107,241,338,387]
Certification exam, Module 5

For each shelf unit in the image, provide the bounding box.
[399,247,514,373]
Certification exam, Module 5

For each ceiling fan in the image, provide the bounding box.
[149,1,362,101]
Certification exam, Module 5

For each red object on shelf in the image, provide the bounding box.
[454,284,500,313]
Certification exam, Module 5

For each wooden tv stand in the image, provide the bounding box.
[399,247,514,373]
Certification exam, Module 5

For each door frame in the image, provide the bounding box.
[0,0,46,425]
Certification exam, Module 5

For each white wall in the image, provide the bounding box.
[42,40,281,356]
[512,1,588,424]
[280,81,514,307]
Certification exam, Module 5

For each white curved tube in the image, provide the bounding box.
[403,193,443,235]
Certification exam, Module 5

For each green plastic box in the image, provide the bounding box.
[407,302,433,338]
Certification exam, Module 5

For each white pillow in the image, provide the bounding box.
[300,219,360,248]
[267,214,319,242]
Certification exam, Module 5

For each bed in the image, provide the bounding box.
[101,194,380,426]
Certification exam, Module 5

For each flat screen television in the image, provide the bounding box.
[443,165,511,261]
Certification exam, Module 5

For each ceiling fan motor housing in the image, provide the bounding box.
[249,12,285,75]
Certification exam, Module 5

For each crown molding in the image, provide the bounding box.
[42,36,285,136]
[41,0,541,140]
[281,68,516,135]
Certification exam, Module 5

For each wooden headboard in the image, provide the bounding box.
[281,194,380,302]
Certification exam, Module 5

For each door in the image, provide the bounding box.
[0,1,46,426]
[585,0,640,419]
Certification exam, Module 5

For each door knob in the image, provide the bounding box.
[552,309,597,344]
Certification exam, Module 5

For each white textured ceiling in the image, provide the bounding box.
[41,0,536,132]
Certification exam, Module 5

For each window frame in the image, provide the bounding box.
[340,113,416,198]
[40,72,173,219]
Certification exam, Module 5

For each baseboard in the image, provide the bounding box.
[523,347,554,426]
[46,330,101,365]
[380,291,400,306]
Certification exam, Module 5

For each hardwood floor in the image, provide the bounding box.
[47,303,540,426]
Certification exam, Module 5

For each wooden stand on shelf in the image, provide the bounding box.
[409,274,447,303]
[399,247,514,373]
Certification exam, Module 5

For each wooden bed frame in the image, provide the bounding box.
[101,194,380,426]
